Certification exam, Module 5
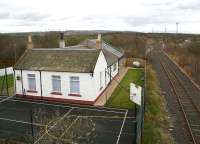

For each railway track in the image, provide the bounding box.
[158,51,200,144]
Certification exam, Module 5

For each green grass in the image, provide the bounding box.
[106,69,144,109]
[0,74,14,95]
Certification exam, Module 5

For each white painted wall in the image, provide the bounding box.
[15,70,41,96]
[14,50,119,103]
[93,51,108,98]
[15,70,22,95]
[41,71,94,101]
[15,70,95,101]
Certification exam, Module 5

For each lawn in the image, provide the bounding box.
[106,68,144,109]
[0,74,14,96]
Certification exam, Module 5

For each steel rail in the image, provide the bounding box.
[162,54,200,114]
[159,58,197,144]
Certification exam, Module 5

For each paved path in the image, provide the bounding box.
[94,67,129,106]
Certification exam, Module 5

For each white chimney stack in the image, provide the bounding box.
[97,34,101,41]
[96,34,102,49]
[59,32,65,48]
[27,33,34,49]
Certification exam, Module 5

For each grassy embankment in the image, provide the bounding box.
[0,74,14,96]
[143,65,174,144]
[106,68,144,109]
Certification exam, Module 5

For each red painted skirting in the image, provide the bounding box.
[68,93,81,97]
[15,72,119,106]
[51,92,62,95]
[16,94,94,105]
[27,90,38,93]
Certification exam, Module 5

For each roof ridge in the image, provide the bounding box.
[32,48,97,51]
[14,49,29,69]
[14,48,101,73]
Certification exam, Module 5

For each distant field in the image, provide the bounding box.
[106,68,144,109]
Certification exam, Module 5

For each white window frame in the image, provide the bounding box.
[70,76,80,94]
[52,75,61,92]
[27,74,36,91]
[100,71,103,90]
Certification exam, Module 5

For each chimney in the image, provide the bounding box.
[27,33,34,49]
[59,32,65,48]
[96,34,102,49]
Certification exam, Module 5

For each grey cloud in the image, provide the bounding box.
[13,12,50,22]
[56,16,78,21]
[15,21,38,27]
[81,16,97,21]
[6,11,51,27]
[80,15,112,23]
[175,1,200,10]
[143,0,200,12]
[0,12,10,19]
[124,15,176,27]
[143,1,175,7]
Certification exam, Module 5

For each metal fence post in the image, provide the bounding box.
[5,67,9,96]
[30,109,34,142]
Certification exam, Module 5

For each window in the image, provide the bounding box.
[100,72,103,90]
[113,63,117,72]
[52,75,61,92]
[28,74,36,90]
[16,75,21,80]
[70,77,80,94]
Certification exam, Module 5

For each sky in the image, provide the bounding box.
[0,0,200,33]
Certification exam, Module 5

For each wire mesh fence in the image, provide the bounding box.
[135,88,144,144]
[0,98,135,144]
[0,67,14,96]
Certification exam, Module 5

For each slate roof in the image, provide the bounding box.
[102,49,118,66]
[14,48,100,73]
[14,38,123,72]
[82,39,124,66]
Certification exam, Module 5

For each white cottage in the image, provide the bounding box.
[14,33,123,105]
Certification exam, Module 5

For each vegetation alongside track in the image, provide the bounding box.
[143,65,174,144]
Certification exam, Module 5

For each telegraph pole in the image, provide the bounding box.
[176,22,179,33]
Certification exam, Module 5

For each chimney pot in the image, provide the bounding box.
[59,32,65,48]
[60,32,64,40]
[27,33,34,49]
[96,34,102,49]
[97,34,101,41]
